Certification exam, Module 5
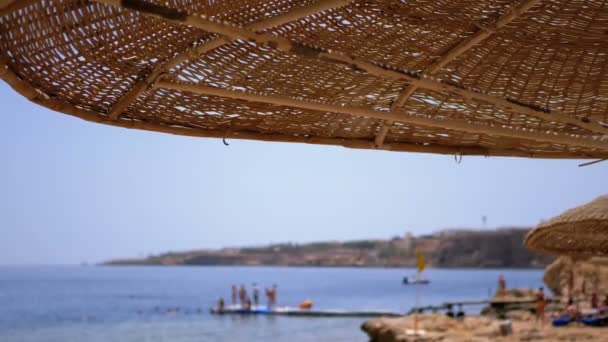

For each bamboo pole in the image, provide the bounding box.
[374,124,391,148]
[94,0,608,137]
[246,0,354,31]
[425,0,542,73]
[156,80,608,151]
[375,0,542,147]
[0,0,16,9]
[578,159,607,167]
[106,0,354,120]
[0,0,36,16]
[375,86,418,147]
[1,60,605,159]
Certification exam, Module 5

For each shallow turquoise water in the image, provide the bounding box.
[0,266,544,341]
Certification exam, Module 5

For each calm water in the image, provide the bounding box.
[0,266,544,341]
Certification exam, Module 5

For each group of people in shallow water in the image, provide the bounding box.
[216,283,277,312]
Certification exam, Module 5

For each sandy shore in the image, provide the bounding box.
[362,312,607,341]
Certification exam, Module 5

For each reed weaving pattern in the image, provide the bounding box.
[526,195,608,256]
[1,0,608,159]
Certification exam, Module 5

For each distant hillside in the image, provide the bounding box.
[434,229,549,268]
[105,227,553,268]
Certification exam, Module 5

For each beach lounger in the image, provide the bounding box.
[581,315,608,327]
[552,316,573,327]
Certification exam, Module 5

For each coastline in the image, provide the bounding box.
[362,313,607,342]
[101,263,548,270]
[103,227,553,269]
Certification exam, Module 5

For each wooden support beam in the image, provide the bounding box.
[374,124,391,148]
[375,85,418,147]
[156,80,608,151]
[246,0,354,31]
[106,0,354,120]
[375,0,542,147]
[0,0,35,16]
[2,59,607,159]
[95,0,608,138]
[425,0,542,74]
[0,0,16,9]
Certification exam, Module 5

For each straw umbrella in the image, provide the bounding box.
[525,195,608,257]
[1,0,608,159]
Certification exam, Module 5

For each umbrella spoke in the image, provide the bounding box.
[106,0,355,121]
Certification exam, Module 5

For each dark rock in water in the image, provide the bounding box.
[361,319,402,342]
[361,314,502,341]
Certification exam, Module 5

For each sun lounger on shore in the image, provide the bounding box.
[552,316,574,327]
[582,314,608,327]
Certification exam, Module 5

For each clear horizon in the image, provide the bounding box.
[2,82,607,265]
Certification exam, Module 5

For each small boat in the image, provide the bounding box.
[402,276,430,285]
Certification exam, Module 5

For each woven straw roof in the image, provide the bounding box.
[525,195,608,256]
[2,0,608,158]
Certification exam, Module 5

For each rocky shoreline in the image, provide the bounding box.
[361,313,605,341]
[362,284,608,341]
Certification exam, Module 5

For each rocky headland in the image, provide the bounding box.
[105,227,552,268]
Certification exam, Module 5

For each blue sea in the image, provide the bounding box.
[0,266,544,341]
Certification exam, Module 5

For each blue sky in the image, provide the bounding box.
[1,82,606,264]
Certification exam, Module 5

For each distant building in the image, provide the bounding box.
[402,232,414,252]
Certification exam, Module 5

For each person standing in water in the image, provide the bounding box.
[266,284,277,308]
[252,283,260,307]
[217,297,225,312]
[231,284,237,306]
[244,296,252,311]
[238,284,247,307]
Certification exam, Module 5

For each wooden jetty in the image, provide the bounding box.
[211,305,401,318]
[406,300,490,315]
[212,296,563,318]
[407,297,562,315]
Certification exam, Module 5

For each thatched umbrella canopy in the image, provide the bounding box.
[525,195,608,256]
[1,0,608,158]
